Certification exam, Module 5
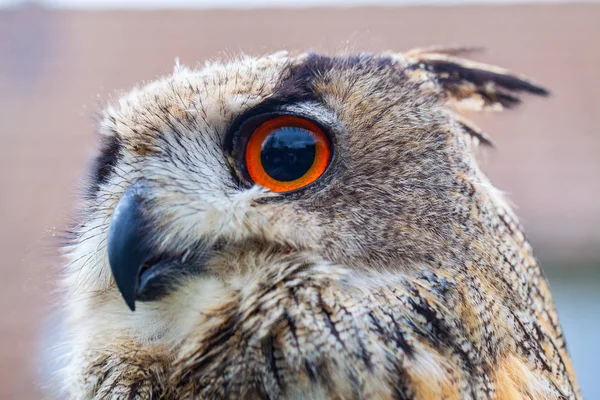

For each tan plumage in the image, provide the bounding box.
[58,48,580,399]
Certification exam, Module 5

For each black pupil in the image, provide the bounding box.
[260,127,317,182]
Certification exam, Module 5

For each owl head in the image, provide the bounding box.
[64,47,547,347]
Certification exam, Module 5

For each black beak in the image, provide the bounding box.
[108,180,196,311]
[107,180,154,311]
[108,180,209,311]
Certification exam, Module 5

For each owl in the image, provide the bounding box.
[58,47,581,399]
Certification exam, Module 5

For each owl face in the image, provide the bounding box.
[67,49,546,341]
[58,49,581,400]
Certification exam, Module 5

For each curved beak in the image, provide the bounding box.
[108,180,210,311]
[107,180,154,311]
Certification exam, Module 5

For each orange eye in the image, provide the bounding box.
[245,115,331,193]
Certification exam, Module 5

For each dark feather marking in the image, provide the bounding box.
[181,318,237,385]
[262,335,284,393]
[456,120,495,148]
[318,293,344,346]
[369,310,414,358]
[402,283,480,391]
[282,309,300,346]
[424,59,549,96]
[86,132,122,199]
[389,355,413,400]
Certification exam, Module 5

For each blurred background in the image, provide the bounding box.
[0,0,598,398]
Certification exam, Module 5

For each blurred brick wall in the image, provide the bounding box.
[0,5,598,399]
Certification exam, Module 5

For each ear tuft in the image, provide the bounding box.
[402,46,548,148]
[405,47,549,112]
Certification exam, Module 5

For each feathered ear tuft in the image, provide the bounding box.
[404,47,549,113]
[400,46,549,147]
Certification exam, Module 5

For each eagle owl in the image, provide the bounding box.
[59,48,581,399]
